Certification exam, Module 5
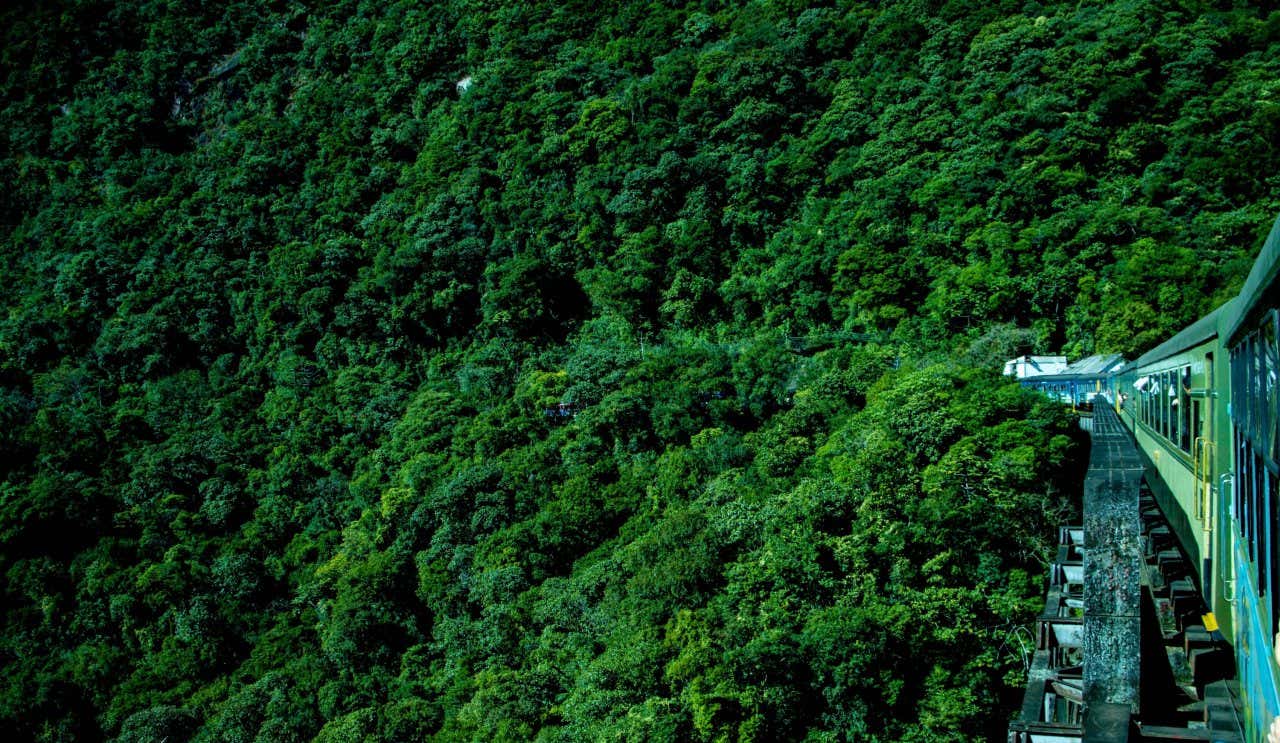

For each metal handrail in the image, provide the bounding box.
[1219,473,1235,605]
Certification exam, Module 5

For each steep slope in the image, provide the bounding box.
[1,0,1277,740]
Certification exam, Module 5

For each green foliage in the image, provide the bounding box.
[1,0,1270,739]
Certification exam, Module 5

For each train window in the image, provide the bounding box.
[1151,373,1159,433]
[1236,425,1254,562]
[1160,371,1169,439]
[1236,428,1247,543]
[1162,371,1172,440]
[1153,374,1159,429]
[1243,436,1250,541]
[1257,447,1268,596]
[1157,371,1165,437]
[1174,368,1181,446]
[1179,366,1192,453]
[1154,372,1160,433]
[1157,371,1165,438]
[1246,439,1254,561]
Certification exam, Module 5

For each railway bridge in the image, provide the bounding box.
[1009,403,1244,742]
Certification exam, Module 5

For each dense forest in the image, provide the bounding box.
[2,0,1278,739]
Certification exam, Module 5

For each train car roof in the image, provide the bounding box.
[1065,353,1126,376]
[1223,212,1280,343]
[1024,353,1126,382]
[1126,300,1235,370]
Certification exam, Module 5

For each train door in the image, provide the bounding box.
[1202,351,1230,622]
[1189,363,1206,576]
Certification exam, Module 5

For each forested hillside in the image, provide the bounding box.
[2,0,1278,740]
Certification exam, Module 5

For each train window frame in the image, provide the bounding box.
[1143,379,1149,425]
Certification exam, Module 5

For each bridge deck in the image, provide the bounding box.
[1009,403,1144,742]
[1082,403,1144,715]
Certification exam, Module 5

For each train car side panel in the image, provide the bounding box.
[1226,303,1280,741]
[1127,345,1216,586]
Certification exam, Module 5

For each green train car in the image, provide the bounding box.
[1111,216,1280,740]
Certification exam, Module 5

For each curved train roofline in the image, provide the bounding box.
[1121,301,1234,374]
[1114,210,1280,374]
[1225,214,1280,343]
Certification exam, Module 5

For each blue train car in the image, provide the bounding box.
[1221,217,1279,741]
[1017,353,1126,409]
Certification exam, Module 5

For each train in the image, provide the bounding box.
[1022,215,1279,740]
